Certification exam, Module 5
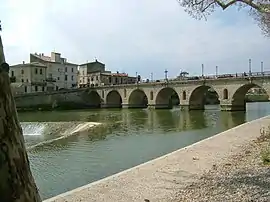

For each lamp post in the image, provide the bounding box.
[215,66,218,78]
[136,71,138,83]
[201,64,204,77]
[150,72,153,82]
[164,69,168,82]
[261,61,264,75]
[249,59,252,77]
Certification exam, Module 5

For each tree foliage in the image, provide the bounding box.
[177,0,270,36]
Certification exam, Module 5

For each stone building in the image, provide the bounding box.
[9,62,47,94]
[30,52,78,91]
[78,59,136,87]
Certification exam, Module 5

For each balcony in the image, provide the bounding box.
[46,77,57,82]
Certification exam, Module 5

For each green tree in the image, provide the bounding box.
[177,0,270,36]
[0,21,41,202]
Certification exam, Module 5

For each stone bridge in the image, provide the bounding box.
[14,73,270,111]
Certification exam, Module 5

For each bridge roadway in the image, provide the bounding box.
[14,71,270,111]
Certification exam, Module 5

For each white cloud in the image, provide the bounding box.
[1,0,269,79]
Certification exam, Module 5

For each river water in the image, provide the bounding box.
[18,102,270,200]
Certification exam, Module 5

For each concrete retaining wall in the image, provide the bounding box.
[43,115,270,202]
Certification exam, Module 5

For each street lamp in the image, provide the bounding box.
[249,59,252,76]
[201,64,204,77]
[215,66,218,77]
[164,69,168,81]
[150,72,153,82]
[136,72,138,83]
[261,61,264,75]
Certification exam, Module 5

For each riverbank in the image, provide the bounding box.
[44,115,270,202]
[173,128,270,201]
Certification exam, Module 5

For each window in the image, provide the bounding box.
[150,91,153,100]
[42,86,45,91]
[35,68,37,74]
[58,77,60,80]
[91,77,94,81]
[82,71,84,75]
[102,90,104,98]
[71,68,74,72]
[65,75,68,81]
[96,76,98,81]
[109,77,112,83]
[21,79,24,82]
[182,91,187,100]
[26,79,29,82]
[24,86,27,93]
[56,86,59,91]
[35,86,38,92]
[11,71,14,77]
[65,67,67,72]
[223,89,228,100]
[71,75,74,81]
[40,69,42,75]
[21,69,24,74]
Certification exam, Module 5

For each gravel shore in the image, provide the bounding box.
[173,137,270,202]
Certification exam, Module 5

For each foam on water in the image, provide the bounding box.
[22,123,45,136]
[21,122,102,150]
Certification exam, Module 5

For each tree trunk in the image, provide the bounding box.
[0,35,41,201]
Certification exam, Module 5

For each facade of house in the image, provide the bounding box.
[30,52,78,90]
[78,60,136,87]
[9,62,47,94]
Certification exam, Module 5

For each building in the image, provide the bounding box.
[30,52,78,91]
[78,60,137,87]
[9,62,47,94]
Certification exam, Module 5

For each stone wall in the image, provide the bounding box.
[14,90,88,111]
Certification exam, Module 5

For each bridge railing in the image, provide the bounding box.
[14,71,270,97]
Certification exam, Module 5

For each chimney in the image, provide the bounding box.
[42,53,44,56]
[23,61,25,64]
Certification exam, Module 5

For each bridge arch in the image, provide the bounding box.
[155,87,180,109]
[106,90,122,108]
[128,89,148,108]
[231,83,269,110]
[82,90,102,108]
[189,85,219,110]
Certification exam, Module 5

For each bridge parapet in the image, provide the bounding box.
[13,71,270,111]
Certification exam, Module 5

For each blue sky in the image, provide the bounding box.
[0,0,269,79]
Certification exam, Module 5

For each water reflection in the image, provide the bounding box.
[22,103,270,200]
[25,108,250,151]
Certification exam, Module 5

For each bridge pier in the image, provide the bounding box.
[101,104,122,108]
[148,104,173,109]
[179,104,205,111]
[122,104,148,109]
[220,104,246,111]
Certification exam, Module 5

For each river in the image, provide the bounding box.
[18,102,270,200]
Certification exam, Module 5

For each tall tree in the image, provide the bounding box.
[0,21,41,202]
[177,0,270,36]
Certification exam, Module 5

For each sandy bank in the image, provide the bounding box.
[44,115,270,202]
